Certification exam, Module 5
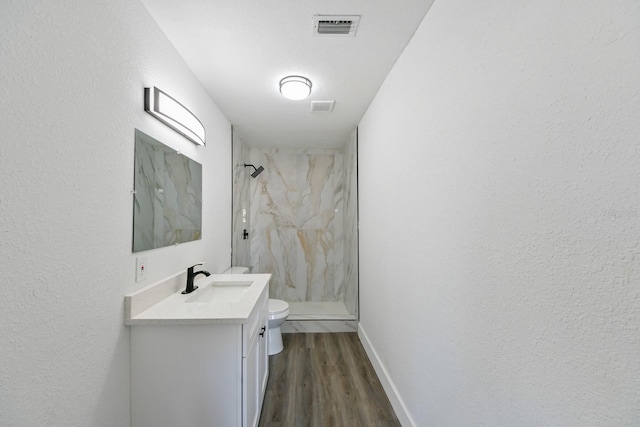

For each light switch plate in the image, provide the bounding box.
[136,257,147,282]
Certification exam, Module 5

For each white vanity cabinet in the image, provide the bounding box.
[242,286,269,427]
[130,284,269,427]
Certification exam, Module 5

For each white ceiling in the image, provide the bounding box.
[141,0,434,149]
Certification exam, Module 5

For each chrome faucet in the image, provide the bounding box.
[182,263,210,294]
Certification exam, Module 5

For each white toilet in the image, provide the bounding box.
[223,267,289,355]
[267,299,289,355]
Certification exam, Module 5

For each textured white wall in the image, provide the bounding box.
[358,0,640,426]
[0,1,231,426]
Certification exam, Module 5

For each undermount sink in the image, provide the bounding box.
[186,280,253,304]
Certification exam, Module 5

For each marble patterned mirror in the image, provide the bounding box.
[133,129,202,252]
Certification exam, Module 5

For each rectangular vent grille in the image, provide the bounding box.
[310,100,336,113]
[313,15,360,37]
[318,20,353,35]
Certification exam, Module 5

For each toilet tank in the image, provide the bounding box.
[223,266,249,274]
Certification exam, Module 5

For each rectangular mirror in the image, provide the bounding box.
[133,129,202,252]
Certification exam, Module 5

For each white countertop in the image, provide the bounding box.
[125,273,271,325]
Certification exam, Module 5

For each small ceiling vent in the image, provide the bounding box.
[310,100,336,113]
[313,15,360,37]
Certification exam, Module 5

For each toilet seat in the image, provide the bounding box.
[268,299,289,316]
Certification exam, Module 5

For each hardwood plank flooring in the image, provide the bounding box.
[258,333,401,427]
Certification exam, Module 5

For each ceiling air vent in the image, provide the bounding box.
[313,15,360,37]
[310,100,336,113]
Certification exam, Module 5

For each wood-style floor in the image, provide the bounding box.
[258,333,401,427]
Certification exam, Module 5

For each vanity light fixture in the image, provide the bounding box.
[144,86,206,146]
[279,75,312,100]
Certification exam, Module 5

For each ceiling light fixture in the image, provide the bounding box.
[279,75,312,100]
[144,86,206,146]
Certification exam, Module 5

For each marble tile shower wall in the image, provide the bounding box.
[249,148,346,303]
[343,130,358,317]
[232,134,358,315]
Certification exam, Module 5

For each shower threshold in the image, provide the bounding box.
[282,302,358,332]
[286,301,357,321]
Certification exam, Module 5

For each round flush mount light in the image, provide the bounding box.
[279,75,312,100]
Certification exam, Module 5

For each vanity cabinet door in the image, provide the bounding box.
[258,314,269,405]
[242,286,268,427]
[243,327,260,427]
[241,285,269,427]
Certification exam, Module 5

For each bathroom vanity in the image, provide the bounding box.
[125,273,271,427]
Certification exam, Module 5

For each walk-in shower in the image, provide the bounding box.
[231,129,359,332]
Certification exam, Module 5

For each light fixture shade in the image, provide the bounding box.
[279,75,312,100]
[144,86,206,146]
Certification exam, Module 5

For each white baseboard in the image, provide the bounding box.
[358,324,416,427]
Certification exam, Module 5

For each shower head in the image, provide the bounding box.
[251,166,264,178]
[244,163,264,178]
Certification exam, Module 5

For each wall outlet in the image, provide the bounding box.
[136,257,147,282]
